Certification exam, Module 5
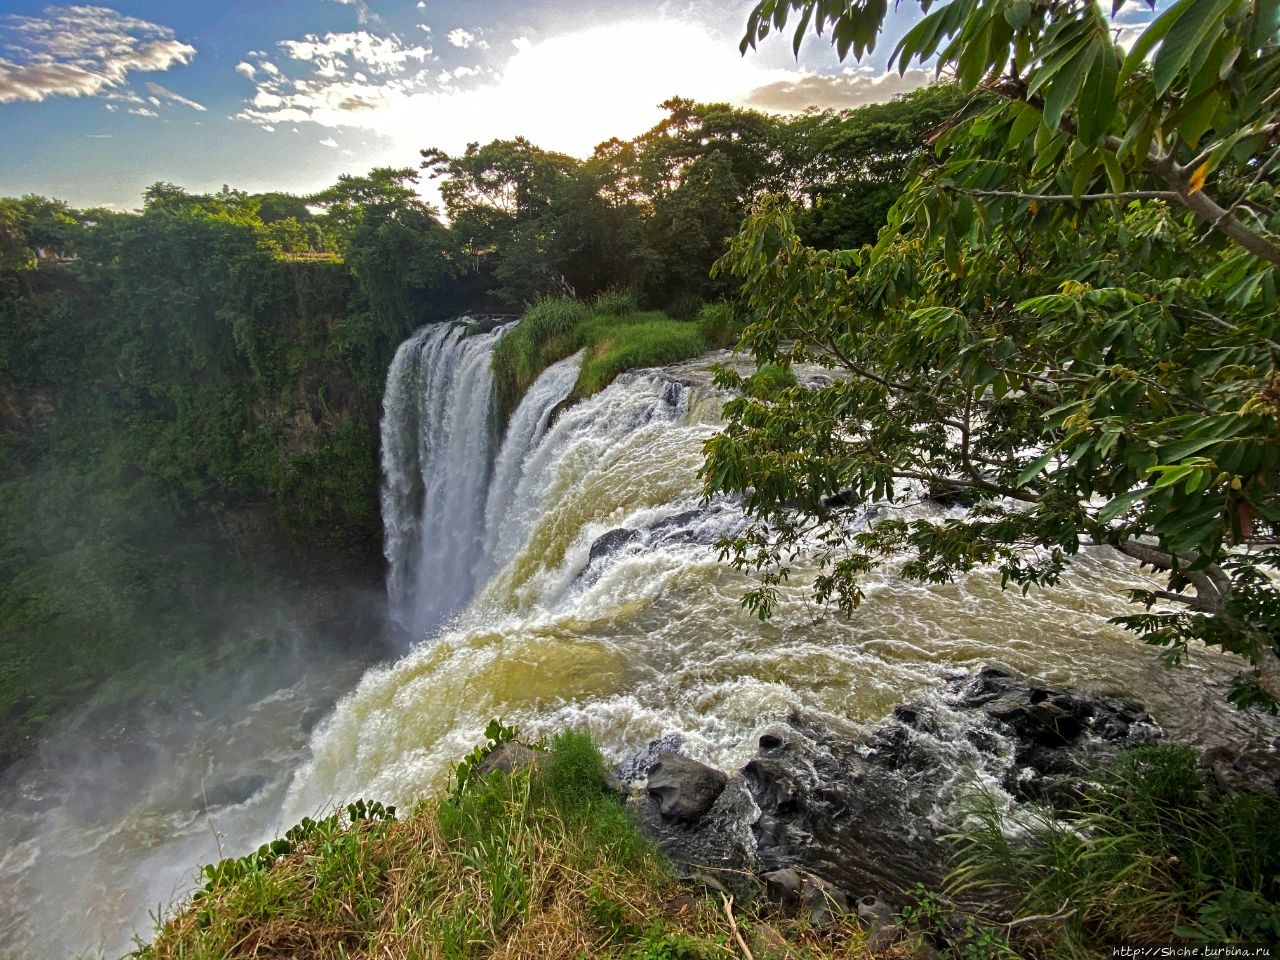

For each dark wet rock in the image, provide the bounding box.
[189,774,268,811]
[614,732,686,784]
[759,732,785,751]
[588,527,640,565]
[1202,740,1280,796]
[925,481,983,509]
[762,867,851,927]
[858,895,901,951]
[631,774,759,896]
[646,753,727,823]
[627,665,1167,908]
[946,666,1160,805]
[473,741,542,778]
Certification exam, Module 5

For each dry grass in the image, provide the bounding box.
[133,732,895,960]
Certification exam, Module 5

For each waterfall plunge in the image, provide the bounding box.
[379,320,582,643]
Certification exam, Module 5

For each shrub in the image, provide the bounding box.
[695,302,742,349]
[949,744,1280,953]
[593,287,639,317]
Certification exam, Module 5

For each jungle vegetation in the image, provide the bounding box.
[0,88,957,758]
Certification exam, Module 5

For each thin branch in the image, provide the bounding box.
[959,187,1180,203]
[1181,307,1280,353]
[721,894,756,960]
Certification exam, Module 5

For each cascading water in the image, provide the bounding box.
[379,322,586,643]
[379,321,507,642]
[284,351,1254,820]
[2,340,1265,960]
[475,350,584,588]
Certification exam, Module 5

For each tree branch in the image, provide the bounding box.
[959,188,1180,203]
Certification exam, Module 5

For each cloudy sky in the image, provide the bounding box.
[0,1,1160,210]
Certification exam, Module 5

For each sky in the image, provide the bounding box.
[0,1,1161,211]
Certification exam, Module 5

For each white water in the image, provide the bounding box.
[3,340,1268,960]
[284,354,1255,819]
[380,321,508,642]
[475,349,584,588]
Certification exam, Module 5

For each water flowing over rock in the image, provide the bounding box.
[624,666,1164,911]
[290,341,1276,827]
[380,321,506,642]
[379,322,583,644]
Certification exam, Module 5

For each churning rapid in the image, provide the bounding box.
[284,319,1247,819]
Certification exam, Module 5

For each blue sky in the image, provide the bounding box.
[0,1,1158,210]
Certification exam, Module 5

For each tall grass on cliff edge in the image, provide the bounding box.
[948,744,1280,955]
[489,295,711,419]
[132,733,725,960]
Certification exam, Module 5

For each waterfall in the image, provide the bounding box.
[379,321,507,642]
[475,349,583,587]
[379,322,586,644]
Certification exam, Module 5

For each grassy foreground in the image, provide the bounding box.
[132,731,878,960]
[129,732,1280,960]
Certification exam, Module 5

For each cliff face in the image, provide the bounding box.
[0,241,432,763]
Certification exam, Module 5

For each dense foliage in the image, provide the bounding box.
[953,744,1280,949]
[422,86,965,307]
[0,187,449,758]
[706,0,1280,705]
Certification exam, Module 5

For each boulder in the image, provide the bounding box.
[473,741,542,778]
[646,753,727,823]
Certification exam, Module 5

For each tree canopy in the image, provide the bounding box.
[707,0,1280,705]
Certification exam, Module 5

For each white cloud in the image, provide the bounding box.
[146,80,206,111]
[235,61,256,79]
[447,28,475,49]
[235,18,794,163]
[128,106,158,117]
[745,67,932,112]
[0,4,195,105]
[277,31,428,75]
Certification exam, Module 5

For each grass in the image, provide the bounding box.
[489,297,714,418]
[132,730,896,960]
[947,745,1280,956]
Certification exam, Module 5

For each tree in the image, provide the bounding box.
[706,1,1280,705]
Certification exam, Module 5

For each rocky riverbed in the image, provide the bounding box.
[613,664,1280,935]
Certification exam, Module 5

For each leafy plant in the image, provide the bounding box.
[710,0,1280,704]
[450,717,525,798]
[948,745,1280,952]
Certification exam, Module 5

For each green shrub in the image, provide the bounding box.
[593,287,639,317]
[695,302,743,349]
[576,320,708,397]
[666,293,704,322]
[491,299,710,415]
[949,744,1280,953]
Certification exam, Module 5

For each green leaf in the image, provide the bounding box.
[1042,42,1097,131]
[1076,40,1119,145]
[1017,449,1056,486]
[1097,486,1155,524]
[1152,0,1239,97]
